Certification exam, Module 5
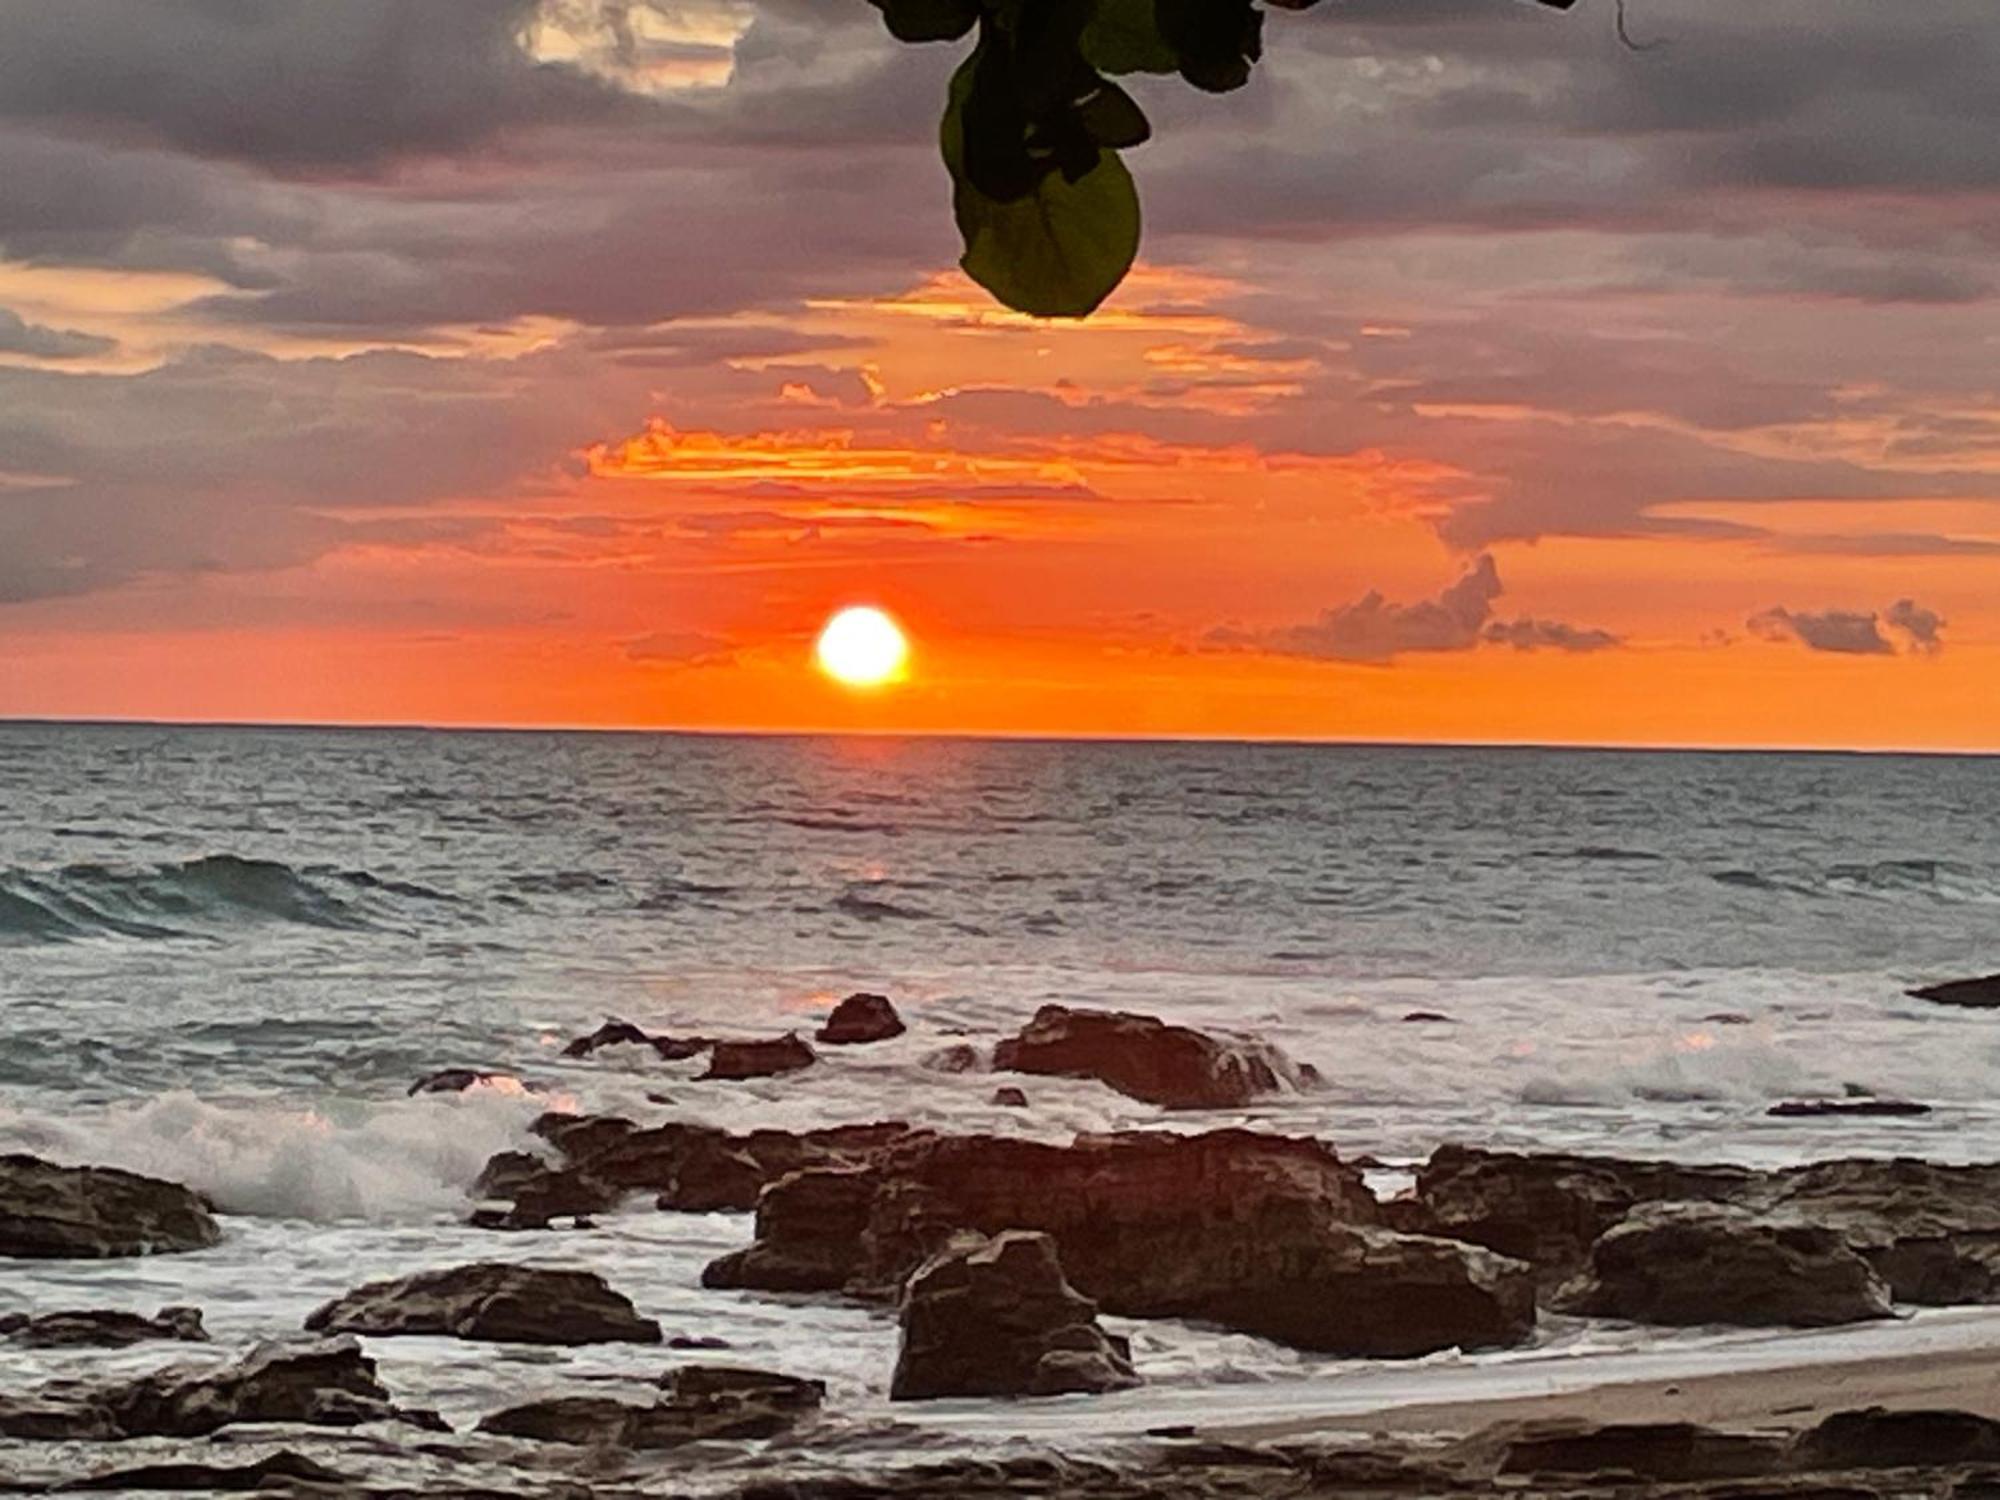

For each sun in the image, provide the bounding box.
[815,605,910,688]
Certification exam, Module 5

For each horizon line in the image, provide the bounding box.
[2,713,1996,760]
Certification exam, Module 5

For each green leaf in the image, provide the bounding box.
[1078,80,1151,150]
[1081,0,1179,75]
[942,54,1141,318]
[866,0,978,44]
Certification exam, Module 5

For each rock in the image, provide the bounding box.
[1768,1098,1931,1118]
[892,1231,1139,1400]
[305,1263,660,1345]
[816,992,905,1045]
[1791,1405,2000,1468]
[0,1154,221,1259]
[668,1334,732,1350]
[407,1068,539,1097]
[707,1129,1533,1356]
[1488,1418,1789,1481]
[479,1364,821,1448]
[1407,1146,1757,1284]
[0,1306,207,1349]
[562,1018,710,1060]
[62,1451,350,1492]
[1751,1157,2000,1305]
[1555,1202,1893,1327]
[0,1337,437,1440]
[1401,1011,1454,1024]
[920,1043,984,1074]
[992,1086,1029,1108]
[991,1005,1309,1110]
[701,1032,817,1081]
[1906,974,2000,1009]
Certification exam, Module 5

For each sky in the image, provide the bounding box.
[1,0,1998,748]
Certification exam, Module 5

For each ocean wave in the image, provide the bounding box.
[0,1088,540,1223]
[0,854,436,945]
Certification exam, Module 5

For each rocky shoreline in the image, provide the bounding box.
[10,995,2000,1495]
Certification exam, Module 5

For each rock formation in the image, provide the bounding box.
[0,1154,221,1259]
[700,1033,817,1081]
[0,1306,207,1349]
[815,992,905,1045]
[305,1262,660,1345]
[991,1004,1310,1109]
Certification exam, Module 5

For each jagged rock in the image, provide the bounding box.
[480,1364,821,1448]
[562,1019,711,1060]
[1768,1098,1930,1118]
[1555,1202,1893,1327]
[0,1154,221,1259]
[816,992,905,1045]
[469,1119,919,1229]
[920,1043,984,1074]
[407,1068,540,1097]
[0,1337,438,1440]
[991,1005,1309,1110]
[1907,974,2000,1009]
[992,1086,1029,1108]
[305,1263,660,1345]
[1751,1157,2000,1305]
[1407,1146,1756,1283]
[707,1129,1531,1356]
[1487,1418,1789,1481]
[701,1033,817,1081]
[892,1231,1139,1400]
[0,1306,207,1349]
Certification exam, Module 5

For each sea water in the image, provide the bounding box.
[4,722,2000,1444]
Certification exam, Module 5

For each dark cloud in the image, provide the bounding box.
[1747,606,1892,655]
[0,306,114,359]
[1885,597,1946,655]
[1213,554,1619,663]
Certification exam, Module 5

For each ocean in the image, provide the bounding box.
[5,721,2000,1445]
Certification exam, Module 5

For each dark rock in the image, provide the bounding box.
[991,1086,1030,1108]
[1408,1146,1756,1284]
[1489,1418,1789,1481]
[60,1451,350,1492]
[0,1154,221,1259]
[0,1337,436,1440]
[892,1231,1139,1400]
[561,1018,653,1056]
[407,1068,539,1097]
[1907,974,2000,1009]
[1752,1157,2000,1305]
[920,1043,984,1074]
[479,1363,821,1449]
[1555,1201,1893,1327]
[0,1305,207,1349]
[1768,1098,1931,1118]
[669,1334,733,1350]
[1401,1011,1455,1024]
[305,1262,660,1345]
[701,1032,817,1081]
[707,1129,1532,1357]
[1792,1406,2000,1468]
[816,992,905,1045]
[991,1004,1309,1110]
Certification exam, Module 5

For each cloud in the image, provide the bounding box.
[0,306,114,360]
[1214,554,1619,664]
[1747,606,1893,655]
[1885,597,1946,655]
[624,629,734,665]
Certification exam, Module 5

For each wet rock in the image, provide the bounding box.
[480,1363,822,1449]
[1487,1418,1789,1481]
[1408,1146,1756,1284]
[0,1305,207,1349]
[992,1086,1030,1108]
[61,1451,349,1493]
[1792,1405,2000,1468]
[708,1129,1530,1356]
[1752,1157,2000,1305]
[892,1231,1139,1400]
[0,1154,221,1259]
[701,1032,817,1081]
[669,1333,733,1350]
[816,992,905,1045]
[1906,974,2000,1009]
[920,1042,984,1074]
[1768,1098,1931,1118]
[991,1004,1310,1110]
[407,1067,541,1097]
[1555,1201,1893,1327]
[1401,1011,1455,1024]
[305,1262,660,1345]
[562,1018,710,1060]
[0,1337,436,1440]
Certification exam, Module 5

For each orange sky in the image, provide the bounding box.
[3,3,1998,749]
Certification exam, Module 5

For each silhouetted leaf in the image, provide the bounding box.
[1081,0,1179,75]
[943,52,1141,317]
[867,0,979,43]
[1078,80,1151,149]
[1157,0,1262,92]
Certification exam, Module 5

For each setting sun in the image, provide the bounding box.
[814,606,910,689]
